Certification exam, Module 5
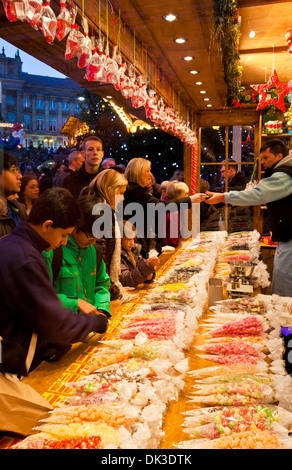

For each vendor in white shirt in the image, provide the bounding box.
[206,138,292,297]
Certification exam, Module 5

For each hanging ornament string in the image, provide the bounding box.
[191,142,198,195]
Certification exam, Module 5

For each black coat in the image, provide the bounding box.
[62,163,101,198]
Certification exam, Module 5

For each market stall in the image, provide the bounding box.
[2,229,292,450]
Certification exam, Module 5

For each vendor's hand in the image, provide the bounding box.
[78,299,106,316]
[205,191,225,204]
[190,193,207,203]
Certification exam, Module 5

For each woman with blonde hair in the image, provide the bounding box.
[124,158,206,256]
[85,169,129,301]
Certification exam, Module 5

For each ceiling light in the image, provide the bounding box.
[203,98,210,101]
[189,69,199,74]
[174,37,187,44]
[195,81,203,85]
[200,90,207,94]
[163,13,177,22]
[249,30,256,38]
[207,104,212,107]
[183,56,194,61]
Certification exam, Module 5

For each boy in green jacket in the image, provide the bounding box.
[43,195,111,318]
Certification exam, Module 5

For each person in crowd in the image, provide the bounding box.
[18,174,39,216]
[111,165,125,174]
[206,138,292,297]
[63,136,104,198]
[199,178,213,228]
[38,167,53,194]
[42,194,111,318]
[0,151,27,239]
[101,157,116,169]
[160,180,170,201]
[86,169,128,300]
[120,220,159,287]
[170,169,184,181]
[53,151,84,187]
[162,180,189,247]
[0,188,109,377]
[146,173,161,198]
[219,158,248,191]
[123,158,206,257]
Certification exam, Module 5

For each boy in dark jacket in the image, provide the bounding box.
[0,151,27,239]
[0,188,109,377]
[120,221,160,287]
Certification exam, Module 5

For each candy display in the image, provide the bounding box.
[13,435,103,449]
[212,297,267,315]
[37,1,57,44]
[191,379,274,400]
[25,0,42,27]
[178,430,292,449]
[208,316,266,338]
[56,2,72,41]
[2,0,27,21]
[43,403,140,427]
[7,230,292,450]
[196,341,262,356]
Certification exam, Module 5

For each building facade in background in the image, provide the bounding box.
[0,48,82,148]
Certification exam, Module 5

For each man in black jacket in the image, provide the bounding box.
[0,187,109,377]
[63,136,104,198]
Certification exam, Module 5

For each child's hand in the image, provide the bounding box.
[147,256,160,270]
[78,299,106,316]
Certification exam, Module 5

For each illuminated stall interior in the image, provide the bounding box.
[1,0,292,234]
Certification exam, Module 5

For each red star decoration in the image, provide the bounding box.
[251,69,292,112]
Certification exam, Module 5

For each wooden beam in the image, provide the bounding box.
[238,0,292,7]
[197,108,259,128]
[239,46,287,55]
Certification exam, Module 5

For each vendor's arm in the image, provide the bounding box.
[206,172,292,207]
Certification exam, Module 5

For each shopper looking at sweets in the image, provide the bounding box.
[0,188,109,377]
[42,194,111,318]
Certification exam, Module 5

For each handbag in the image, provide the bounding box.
[0,334,53,436]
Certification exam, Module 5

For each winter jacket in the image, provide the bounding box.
[62,162,101,198]
[0,222,108,376]
[42,236,111,316]
[0,199,27,240]
[120,243,155,287]
[225,154,292,242]
[123,182,192,256]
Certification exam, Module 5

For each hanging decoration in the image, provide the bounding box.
[191,143,198,195]
[250,69,292,112]
[56,1,72,41]
[286,27,292,54]
[213,0,242,106]
[38,1,57,44]
[283,104,292,131]
[1,0,197,147]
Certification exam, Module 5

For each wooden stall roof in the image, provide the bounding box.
[0,0,291,122]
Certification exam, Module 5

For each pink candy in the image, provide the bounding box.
[203,341,259,357]
[210,317,264,338]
